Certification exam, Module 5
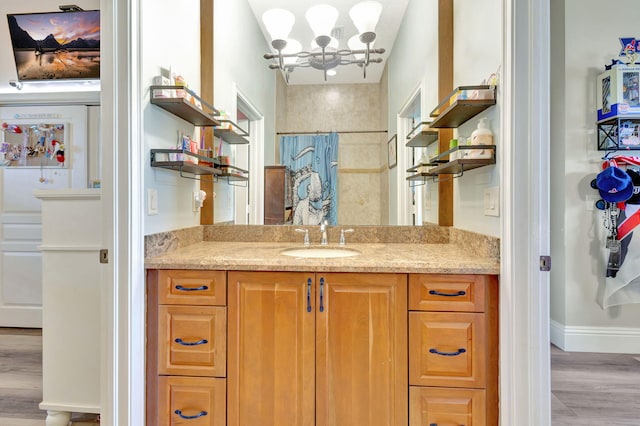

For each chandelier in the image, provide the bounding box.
[262,1,386,82]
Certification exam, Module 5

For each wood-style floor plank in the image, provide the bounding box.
[552,344,640,424]
[0,332,44,422]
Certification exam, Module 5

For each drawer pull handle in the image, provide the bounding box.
[175,285,209,292]
[174,409,208,419]
[319,277,325,312]
[175,338,208,346]
[307,278,312,313]
[429,348,466,356]
[429,424,464,426]
[429,290,466,297]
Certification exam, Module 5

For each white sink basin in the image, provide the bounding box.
[280,246,361,259]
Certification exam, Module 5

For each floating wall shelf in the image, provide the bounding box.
[216,120,250,144]
[429,85,497,128]
[150,149,248,183]
[150,86,221,126]
[406,145,496,183]
[405,121,439,147]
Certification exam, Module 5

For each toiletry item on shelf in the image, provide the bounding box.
[467,117,494,159]
[152,75,171,98]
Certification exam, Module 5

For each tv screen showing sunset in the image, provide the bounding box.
[7,10,100,81]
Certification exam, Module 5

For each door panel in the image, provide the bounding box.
[227,271,315,426]
[316,273,408,426]
[0,105,89,327]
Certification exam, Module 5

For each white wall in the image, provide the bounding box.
[452,0,501,237]
[214,0,276,223]
[142,0,202,235]
[386,0,439,225]
[386,0,501,232]
[551,0,640,353]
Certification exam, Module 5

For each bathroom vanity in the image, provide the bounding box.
[144,228,500,426]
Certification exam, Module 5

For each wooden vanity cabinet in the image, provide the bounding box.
[227,271,408,426]
[408,274,499,426]
[146,269,498,426]
[147,269,227,426]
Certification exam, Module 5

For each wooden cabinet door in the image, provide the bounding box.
[409,312,486,388]
[158,376,226,426]
[409,386,485,426]
[227,271,315,426]
[316,273,408,426]
[158,305,226,377]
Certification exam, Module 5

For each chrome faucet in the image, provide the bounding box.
[320,220,328,245]
[339,229,354,246]
[295,228,310,246]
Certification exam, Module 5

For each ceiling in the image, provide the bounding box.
[246,0,409,85]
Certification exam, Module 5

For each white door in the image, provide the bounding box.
[0,105,88,327]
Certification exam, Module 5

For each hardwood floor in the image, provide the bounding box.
[2,328,639,425]
[0,328,44,426]
[0,328,99,426]
[551,344,640,425]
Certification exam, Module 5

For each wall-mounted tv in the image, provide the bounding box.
[6,10,100,82]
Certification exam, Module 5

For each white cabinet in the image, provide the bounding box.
[34,189,102,426]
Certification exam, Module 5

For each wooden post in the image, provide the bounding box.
[200,0,215,224]
[438,0,454,227]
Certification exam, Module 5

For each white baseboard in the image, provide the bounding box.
[550,319,640,354]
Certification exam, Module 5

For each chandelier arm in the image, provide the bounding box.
[365,43,370,66]
[322,47,327,81]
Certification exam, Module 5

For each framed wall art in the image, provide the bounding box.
[387,134,397,169]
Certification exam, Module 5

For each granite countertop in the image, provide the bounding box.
[144,241,500,274]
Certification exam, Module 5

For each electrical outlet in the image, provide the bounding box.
[147,189,158,215]
[484,186,500,217]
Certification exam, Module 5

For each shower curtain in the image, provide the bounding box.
[280,133,338,225]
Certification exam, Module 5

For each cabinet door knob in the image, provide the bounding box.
[174,409,208,419]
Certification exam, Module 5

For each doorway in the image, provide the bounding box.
[233,90,264,225]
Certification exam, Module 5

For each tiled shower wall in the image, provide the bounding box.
[275,73,389,225]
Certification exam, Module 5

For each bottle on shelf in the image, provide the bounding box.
[467,117,493,159]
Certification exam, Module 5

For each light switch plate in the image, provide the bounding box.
[147,188,158,215]
[484,186,500,217]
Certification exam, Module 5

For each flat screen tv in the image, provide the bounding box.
[6,10,100,82]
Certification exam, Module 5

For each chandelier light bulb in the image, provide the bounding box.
[262,8,295,42]
[282,39,302,65]
[349,1,382,35]
[305,4,339,38]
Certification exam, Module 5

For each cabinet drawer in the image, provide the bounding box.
[157,269,226,306]
[158,305,226,377]
[409,274,487,312]
[409,312,486,388]
[158,376,226,426]
[409,386,485,426]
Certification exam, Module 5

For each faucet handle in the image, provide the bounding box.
[339,229,354,246]
[295,228,310,246]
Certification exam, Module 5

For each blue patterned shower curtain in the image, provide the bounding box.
[280,133,338,225]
